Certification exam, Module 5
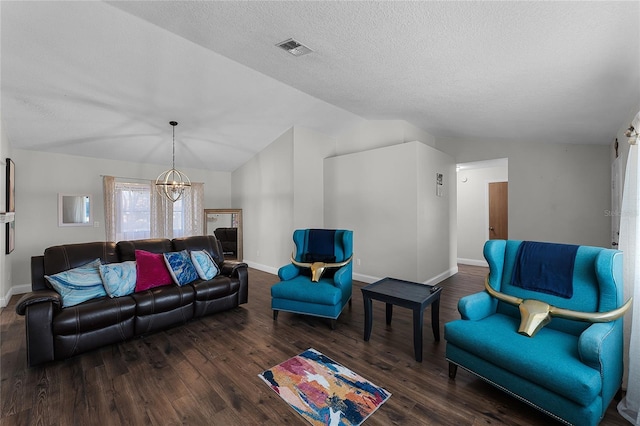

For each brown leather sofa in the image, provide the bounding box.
[15,235,248,366]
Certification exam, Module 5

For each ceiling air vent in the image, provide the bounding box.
[276,38,313,57]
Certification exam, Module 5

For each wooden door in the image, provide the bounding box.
[489,182,508,240]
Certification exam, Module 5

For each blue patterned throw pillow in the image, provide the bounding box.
[45,258,107,307]
[99,261,137,297]
[163,250,199,286]
[190,250,220,281]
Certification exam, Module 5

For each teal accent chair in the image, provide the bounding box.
[271,229,353,329]
[445,240,626,426]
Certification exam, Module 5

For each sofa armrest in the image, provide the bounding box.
[220,260,248,277]
[278,264,300,281]
[332,265,351,290]
[578,322,619,370]
[220,260,248,305]
[578,321,623,406]
[458,291,497,320]
[22,300,57,366]
[15,290,62,316]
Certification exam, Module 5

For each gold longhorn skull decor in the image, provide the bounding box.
[290,253,353,282]
[484,275,632,337]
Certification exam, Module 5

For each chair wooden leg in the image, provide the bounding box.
[349,298,352,309]
[330,319,336,330]
[273,310,279,321]
[448,362,458,379]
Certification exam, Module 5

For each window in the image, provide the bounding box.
[103,176,203,242]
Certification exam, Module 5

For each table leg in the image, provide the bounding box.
[413,307,424,362]
[431,297,440,341]
[385,303,393,325]
[363,296,373,341]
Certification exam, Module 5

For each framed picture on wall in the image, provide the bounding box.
[6,158,15,213]
[6,158,15,254]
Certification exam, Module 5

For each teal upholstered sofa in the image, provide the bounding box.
[445,239,626,426]
[271,229,353,328]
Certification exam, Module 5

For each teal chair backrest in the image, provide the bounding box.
[292,229,353,263]
[484,239,623,336]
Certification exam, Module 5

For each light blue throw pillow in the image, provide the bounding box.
[163,250,199,286]
[99,261,137,298]
[45,258,107,307]
[190,250,220,281]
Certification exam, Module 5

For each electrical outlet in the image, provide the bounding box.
[357,258,361,266]
[94,221,99,228]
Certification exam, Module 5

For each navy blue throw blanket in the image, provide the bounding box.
[304,229,336,263]
[511,241,579,298]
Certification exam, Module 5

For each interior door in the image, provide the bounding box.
[489,182,508,240]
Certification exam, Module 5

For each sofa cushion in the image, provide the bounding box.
[131,284,195,317]
[190,250,220,280]
[445,313,602,406]
[135,250,173,292]
[163,250,198,285]
[271,277,341,306]
[99,261,137,297]
[192,276,239,301]
[53,295,136,335]
[53,295,136,359]
[45,259,107,307]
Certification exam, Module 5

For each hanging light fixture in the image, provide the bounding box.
[155,121,191,202]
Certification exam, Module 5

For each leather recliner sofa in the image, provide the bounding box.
[15,235,248,366]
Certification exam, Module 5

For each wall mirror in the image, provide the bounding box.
[204,208,243,261]
[59,194,93,227]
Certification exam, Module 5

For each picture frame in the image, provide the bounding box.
[6,158,15,254]
[6,158,15,213]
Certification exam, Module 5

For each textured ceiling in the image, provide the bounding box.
[2,1,639,172]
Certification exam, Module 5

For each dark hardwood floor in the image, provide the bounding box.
[0,265,628,425]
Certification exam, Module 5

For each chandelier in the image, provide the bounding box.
[155,121,191,202]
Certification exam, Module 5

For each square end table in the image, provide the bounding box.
[361,277,443,362]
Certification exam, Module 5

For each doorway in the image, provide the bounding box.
[456,158,509,265]
[488,182,508,240]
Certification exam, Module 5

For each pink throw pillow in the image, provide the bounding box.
[134,250,173,292]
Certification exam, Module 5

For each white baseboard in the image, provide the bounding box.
[422,266,458,286]
[0,283,31,308]
[353,272,380,284]
[244,260,279,276]
[457,258,488,267]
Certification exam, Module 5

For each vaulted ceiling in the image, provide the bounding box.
[2,1,638,172]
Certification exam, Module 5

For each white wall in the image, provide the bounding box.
[232,128,294,273]
[325,141,455,284]
[416,142,458,283]
[336,119,435,156]
[292,127,337,229]
[436,138,611,247]
[9,149,231,292]
[457,160,509,265]
[233,119,447,280]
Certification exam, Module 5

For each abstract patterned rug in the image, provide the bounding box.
[259,348,391,425]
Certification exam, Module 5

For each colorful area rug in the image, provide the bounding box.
[259,348,391,425]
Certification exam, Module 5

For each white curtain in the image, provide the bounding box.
[618,111,640,425]
[103,176,116,241]
[150,184,172,238]
[183,182,204,236]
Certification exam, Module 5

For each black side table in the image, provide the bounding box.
[361,277,443,362]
